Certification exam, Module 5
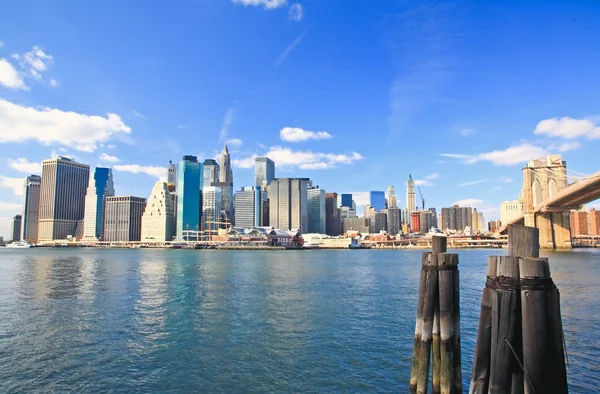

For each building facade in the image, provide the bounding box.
[233,186,261,228]
[419,210,434,233]
[387,185,397,208]
[325,192,340,236]
[38,157,90,242]
[370,191,386,211]
[202,186,222,238]
[103,196,146,242]
[340,193,353,208]
[203,159,220,187]
[82,167,115,240]
[406,174,416,213]
[21,175,41,243]
[488,220,502,233]
[370,211,387,234]
[167,160,177,189]
[254,157,275,187]
[588,208,600,235]
[570,210,588,235]
[141,181,175,242]
[500,199,524,226]
[10,215,22,241]
[342,217,370,234]
[269,178,309,233]
[387,207,401,235]
[176,155,201,241]
[218,145,234,225]
[307,187,326,234]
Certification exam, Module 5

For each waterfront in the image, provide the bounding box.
[0,248,598,393]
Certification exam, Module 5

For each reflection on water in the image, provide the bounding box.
[0,248,598,393]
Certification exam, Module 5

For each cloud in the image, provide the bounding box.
[132,110,145,119]
[547,140,581,153]
[233,146,363,170]
[459,128,475,137]
[280,127,332,142]
[226,138,243,147]
[348,192,370,207]
[7,158,41,174]
[414,179,433,186]
[534,117,600,140]
[231,0,286,9]
[0,99,131,152]
[49,78,58,88]
[275,29,310,67]
[498,176,513,183]
[458,179,489,187]
[289,3,304,21]
[454,198,484,207]
[220,107,234,141]
[113,164,165,179]
[441,143,547,166]
[99,153,120,163]
[107,144,116,149]
[424,173,439,180]
[0,58,26,89]
[0,201,21,212]
[22,46,53,72]
[0,175,24,196]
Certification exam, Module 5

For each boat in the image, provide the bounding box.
[6,241,33,248]
[302,242,320,249]
[349,236,371,249]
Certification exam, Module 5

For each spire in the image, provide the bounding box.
[408,174,413,182]
[222,144,229,156]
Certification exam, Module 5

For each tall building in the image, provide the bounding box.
[234,186,261,228]
[342,217,370,234]
[203,159,220,187]
[472,208,480,233]
[410,212,420,233]
[441,205,473,232]
[307,187,326,234]
[176,155,201,241]
[478,212,485,233]
[202,186,222,238]
[340,206,357,220]
[38,157,90,242]
[10,214,22,241]
[21,175,41,243]
[588,208,600,235]
[167,160,177,190]
[82,167,115,240]
[325,192,341,236]
[387,185,397,208]
[141,181,175,242]
[387,207,401,235]
[428,208,438,229]
[216,145,234,225]
[371,211,387,233]
[341,193,353,208]
[419,210,434,233]
[488,220,502,233]
[370,191,386,211]
[406,174,416,213]
[269,178,309,233]
[254,157,275,187]
[103,196,146,242]
[501,199,524,225]
[570,210,588,235]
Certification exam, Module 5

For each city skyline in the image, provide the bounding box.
[2,1,600,237]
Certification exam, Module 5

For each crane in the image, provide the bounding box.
[417,186,425,211]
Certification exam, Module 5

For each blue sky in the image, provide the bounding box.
[1,0,600,237]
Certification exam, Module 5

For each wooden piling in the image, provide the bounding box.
[508,225,539,258]
[545,283,568,394]
[417,253,439,394]
[432,235,446,394]
[410,252,430,391]
[452,254,462,394]
[438,253,458,394]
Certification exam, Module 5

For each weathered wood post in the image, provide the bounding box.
[410,252,430,391]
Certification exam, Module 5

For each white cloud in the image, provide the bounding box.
[0,99,131,152]
[275,29,310,67]
[441,143,547,166]
[231,0,286,9]
[548,140,581,153]
[49,78,58,88]
[99,153,120,163]
[220,107,234,141]
[233,146,363,170]
[7,158,41,174]
[349,192,370,207]
[0,58,26,89]
[226,138,243,147]
[113,164,165,179]
[459,128,475,137]
[107,144,116,149]
[22,46,53,72]
[498,176,513,183]
[534,117,600,140]
[454,198,484,207]
[289,3,303,21]
[414,179,433,186]
[458,179,489,187]
[0,175,24,196]
[132,110,145,119]
[0,201,21,212]
[280,127,332,142]
[424,173,439,180]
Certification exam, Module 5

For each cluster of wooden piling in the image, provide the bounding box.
[410,236,462,394]
[469,225,568,394]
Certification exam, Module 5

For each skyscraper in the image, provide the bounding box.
[141,181,175,242]
[167,160,177,190]
[387,185,397,208]
[370,191,386,211]
[340,193,353,208]
[441,205,473,232]
[387,207,401,235]
[269,178,309,233]
[82,167,115,240]
[212,145,234,225]
[203,159,220,187]
[325,192,341,236]
[10,214,22,241]
[254,157,275,187]
[406,174,416,213]
[176,155,201,241]
[234,186,261,228]
[201,186,222,238]
[103,196,146,242]
[307,186,326,234]
[21,175,41,243]
[38,157,90,242]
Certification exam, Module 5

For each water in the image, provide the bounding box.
[0,248,598,393]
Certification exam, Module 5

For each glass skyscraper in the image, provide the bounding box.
[341,193,353,208]
[370,191,386,211]
[254,157,275,187]
[176,155,202,241]
[82,167,115,240]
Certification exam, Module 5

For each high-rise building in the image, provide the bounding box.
[269,178,309,233]
[387,207,401,235]
[371,211,387,234]
[488,220,502,233]
[588,208,600,235]
[21,175,41,243]
[234,186,261,228]
[406,174,416,213]
[478,212,485,233]
[141,181,175,242]
[325,192,341,236]
[370,191,386,211]
[254,157,275,187]
[168,160,177,190]
[428,208,438,229]
[82,167,115,240]
[215,145,234,225]
[202,186,222,238]
[307,187,326,234]
[340,206,357,220]
[103,196,146,242]
[441,205,473,232]
[570,210,588,235]
[341,193,353,208]
[419,210,434,233]
[410,212,420,233]
[38,157,90,242]
[342,217,370,234]
[203,159,220,187]
[10,214,22,241]
[387,185,397,208]
[472,208,480,233]
[176,155,201,241]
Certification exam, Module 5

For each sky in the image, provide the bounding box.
[1,0,600,238]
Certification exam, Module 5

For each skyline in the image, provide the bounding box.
[2,0,600,238]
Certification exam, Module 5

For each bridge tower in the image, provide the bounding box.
[522,154,571,249]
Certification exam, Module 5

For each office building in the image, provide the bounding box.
[340,193,353,208]
[419,210,434,233]
[441,205,473,232]
[410,212,420,233]
[406,174,416,213]
[307,187,326,234]
[10,214,22,241]
[342,217,370,234]
[588,208,600,235]
[103,196,146,242]
[370,191,386,211]
[428,208,438,229]
[500,199,524,226]
[478,212,486,233]
[387,207,401,235]
[472,208,480,233]
[371,211,387,234]
[216,145,234,224]
[570,210,588,235]
[176,155,201,241]
[269,178,309,233]
[141,181,175,242]
[387,185,397,208]
[38,157,90,242]
[325,192,341,236]
[234,186,261,228]
[488,220,502,233]
[202,186,222,238]
[167,160,177,189]
[82,167,115,240]
[21,175,41,243]
[203,159,220,187]
[340,206,357,220]
[255,157,275,187]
